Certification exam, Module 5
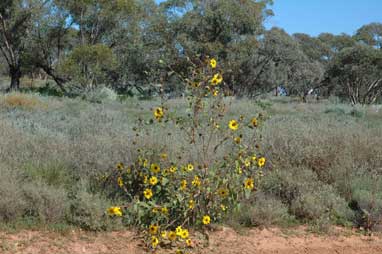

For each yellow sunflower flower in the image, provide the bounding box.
[169,165,177,173]
[234,136,241,144]
[154,107,164,120]
[117,176,124,187]
[186,238,192,247]
[210,73,223,85]
[188,200,195,209]
[151,163,161,174]
[192,175,201,187]
[180,179,188,191]
[160,153,168,160]
[218,188,229,198]
[149,224,159,235]
[228,120,239,131]
[151,236,159,248]
[187,163,194,172]
[251,117,258,127]
[258,157,266,167]
[176,226,183,236]
[107,206,123,217]
[244,178,254,190]
[180,229,189,239]
[116,162,124,170]
[168,231,177,241]
[149,176,158,186]
[202,215,211,225]
[210,58,217,68]
[161,231,167,239]
[144,188,153,199]
[161,207,168,215]
[244,158,251,167]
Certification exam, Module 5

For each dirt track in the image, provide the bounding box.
[1,227,381,254]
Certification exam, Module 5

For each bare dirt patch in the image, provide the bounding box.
[0,227,381,254]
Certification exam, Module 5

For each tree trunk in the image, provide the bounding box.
[8,65,21,91]
[46,69,67,93]
[37,63,67,93]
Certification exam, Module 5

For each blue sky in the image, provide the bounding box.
[156,0,382,36]
[266,0,382,36]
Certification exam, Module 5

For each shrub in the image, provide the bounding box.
[0,165,69,224]
[350,171,382,230]
[22,161,75,189]
[83,87,118,103]
[261,168,354,225]
[349,109,364,118]
[102,58,267,252]
[0,167,27,222]
[60,44,117,89]
[229,193,295,228]
[324,106,346,115]
[22,181,69,223]
[67,185,119,231]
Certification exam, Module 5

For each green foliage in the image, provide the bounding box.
[67,186,119,231]
[350,171,382,230]
[0,167,26,222]
[22,161,75,188]
[102,59,267,251]
[22,181,69,224]
[261,167,354,224]
[355,22,382,49]
[83,87,118,103]
[0,166,69,224]
[60,44,117,89]
[232,27,324,97]
[229,193,295,228]
[326,45,382,104]
[1,0,381,102]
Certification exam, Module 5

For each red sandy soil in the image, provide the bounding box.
[0,227,381,254]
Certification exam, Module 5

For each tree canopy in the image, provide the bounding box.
[0,1,381,104]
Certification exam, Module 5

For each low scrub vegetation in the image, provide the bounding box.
[0,89,381,238]
[0,93,46,110]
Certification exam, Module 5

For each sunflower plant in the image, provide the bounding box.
[103,57,266,253]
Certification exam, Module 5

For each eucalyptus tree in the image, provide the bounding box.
[158,0,273,91]
[52,0,141,90]
[23,0,76,92]
[355,22,382,49]
[326,45,382,104]
[0,0,49,90]
[233,27,323,97]
[293,33,331,64]
[318,33,356,55]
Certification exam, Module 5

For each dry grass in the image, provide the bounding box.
[0,93,47,110]
[0,93,381,231]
